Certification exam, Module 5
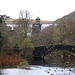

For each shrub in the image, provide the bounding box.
[20,38,34,61]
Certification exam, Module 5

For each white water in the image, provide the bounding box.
[0,65,75,75]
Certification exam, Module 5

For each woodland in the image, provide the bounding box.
[0,10,75,68]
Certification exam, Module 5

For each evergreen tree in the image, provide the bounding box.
[0,17,2,50]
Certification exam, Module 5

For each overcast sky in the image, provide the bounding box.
[0,0,75,21]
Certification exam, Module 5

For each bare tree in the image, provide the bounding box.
[15,9,32,44]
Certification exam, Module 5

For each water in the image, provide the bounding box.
[0,66,75,75]
[7,24,51,30]
[41,24,52,30]
[0,50,75,75]
[0,59,75,75]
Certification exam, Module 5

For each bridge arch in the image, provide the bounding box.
[33,44,75,59]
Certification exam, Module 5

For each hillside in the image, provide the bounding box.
[32,19,53,24]
[0,51,23,68]
[53,11,75,24]
[6,19,53,25]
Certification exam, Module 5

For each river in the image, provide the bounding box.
[0,60,75,75]
[0,65,75,75]
[0,50,75,75]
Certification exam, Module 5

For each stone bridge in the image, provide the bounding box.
[33,44,75,59]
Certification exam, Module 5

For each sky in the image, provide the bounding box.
[0,0,75,21]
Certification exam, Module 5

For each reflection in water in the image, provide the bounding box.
[31,50,75,67]
[44,50,75,67]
